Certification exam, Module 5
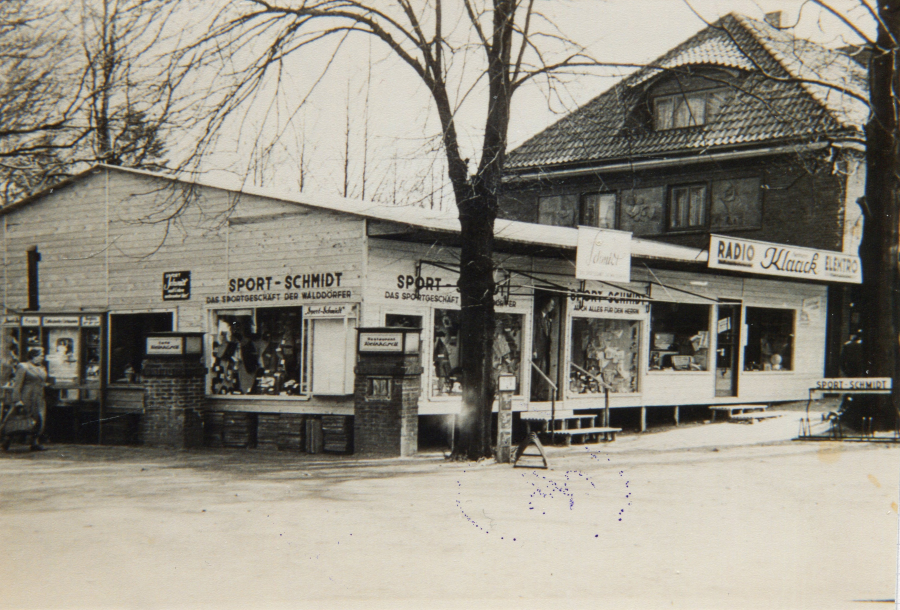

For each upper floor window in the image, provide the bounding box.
[537,194,578,227]
[653,89,726,130]
[668,184,707,230]
[580,193,616,228]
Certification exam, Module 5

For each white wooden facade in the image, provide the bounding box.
[0,166,830,421]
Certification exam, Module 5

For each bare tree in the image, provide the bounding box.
[77,0,195,169]
[0,1,85,203]
[192,1,591,459]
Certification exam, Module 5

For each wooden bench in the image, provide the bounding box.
[520,411,621,443]
[709,404,768,421]
[729,412,781,424]
[554,427,622,444]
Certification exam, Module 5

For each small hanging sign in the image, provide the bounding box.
[575,227,632,282]
[163,271,191,300]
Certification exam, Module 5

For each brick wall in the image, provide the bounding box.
[140,359,206,449]
[499,151,847,251]
[353,353,422,457]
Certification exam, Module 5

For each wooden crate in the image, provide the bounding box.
[322,415,352,454]
[306,417,323,454]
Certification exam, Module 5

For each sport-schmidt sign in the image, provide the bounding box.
[709,235,861,284]
[814,377,892,391]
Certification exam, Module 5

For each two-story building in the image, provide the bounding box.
[499,12,867,423]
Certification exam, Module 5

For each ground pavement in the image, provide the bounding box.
[0,409,896,610]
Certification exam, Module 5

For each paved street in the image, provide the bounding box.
[0,412,897,610]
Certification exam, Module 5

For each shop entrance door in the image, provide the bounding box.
[531,291,562,402]
[715,305,740,397]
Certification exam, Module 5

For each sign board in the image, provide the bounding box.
[709,235,862,284]
[21,316,41,327]
[575,227,632,282]
[146,336,184,355]
[42,316,81,327]
[813,377,892,392]
[498,374,517,394]
[359,332,403,352]
[80,315,102,327]
[163,271,191,301]
[304,304,350,318]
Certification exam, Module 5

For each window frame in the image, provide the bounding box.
[647,302,712,373]
[579,192,618,229]
[208,305,360,399]
[742,306,795,372]
[653,90,710,131]
[667,183,709,232]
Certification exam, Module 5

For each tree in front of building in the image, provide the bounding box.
[192,1,596,459]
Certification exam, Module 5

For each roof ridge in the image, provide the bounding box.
[732,13,867,132]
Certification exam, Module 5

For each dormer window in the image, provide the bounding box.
[654,92,707,130]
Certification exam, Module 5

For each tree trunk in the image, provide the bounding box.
[454,183,497,460]
[857,0,900,429]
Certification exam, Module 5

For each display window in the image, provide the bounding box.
[569,317,641,395]
[210,305,356,397]
[648,303,711,371]
[1,315,103,392]
[211,307,306,396]
[431,309,524,397]
[743,307,794,371]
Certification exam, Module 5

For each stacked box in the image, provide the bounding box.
[278,414,305,452]
[223,412,257,448]
[322,415,352,454]
[203,411,225,448]
[256,414,281,451]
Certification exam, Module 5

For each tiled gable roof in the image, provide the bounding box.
[505,13,867,171]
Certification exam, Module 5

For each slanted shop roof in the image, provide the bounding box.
[1,164,708,265]
[504,13,867,172]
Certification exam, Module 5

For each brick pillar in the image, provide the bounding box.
[140,359,207,449]
[354,352,422,457]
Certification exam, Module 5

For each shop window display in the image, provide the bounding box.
[743,307,794,371]
[648,303,711,371]
[0,322,101,389]
[210,307,307,395]
[569,317,640,394]
[432,309,523,397]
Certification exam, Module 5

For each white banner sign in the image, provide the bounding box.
[813,377,892,391]
[304,304,350,318]
[359,332,403,352]
[576,227,632,282]
[43,316,81,327]
[146,336,184,355]
[709,235,862,284]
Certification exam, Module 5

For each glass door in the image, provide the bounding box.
[715,305,740,397]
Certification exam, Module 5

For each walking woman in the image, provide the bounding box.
[12,347,48,450]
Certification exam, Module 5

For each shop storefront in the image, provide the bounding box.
[0,166,860,451]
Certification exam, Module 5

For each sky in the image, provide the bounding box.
[185,0,875,209]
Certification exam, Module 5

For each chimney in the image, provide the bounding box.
[764,11,781,28]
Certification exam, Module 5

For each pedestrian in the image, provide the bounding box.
[12,347,48,450]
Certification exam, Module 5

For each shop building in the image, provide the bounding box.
[501,12,868,397]
[0,13,867,452]
[0,157,859,451]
